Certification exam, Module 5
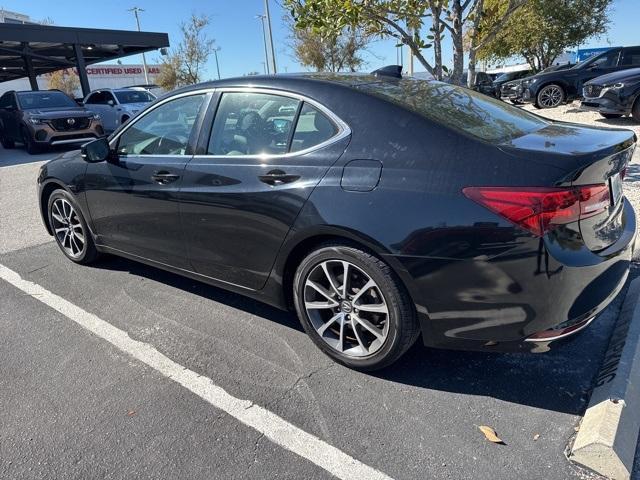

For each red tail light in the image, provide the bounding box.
[463,185,610,236]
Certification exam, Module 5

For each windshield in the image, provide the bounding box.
[356,79,548,143]
[17,91,77,110]
[114,90,156,104]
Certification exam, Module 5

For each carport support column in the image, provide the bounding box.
[73,44,91,97]
[23,54,38,90]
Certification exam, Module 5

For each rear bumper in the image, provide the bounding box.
[391,199,636,353]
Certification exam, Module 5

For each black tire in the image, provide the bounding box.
[21,127,41,155]
[0,127,15,149]
[632,97,640,123]
[536,83,565,109]
[121,115,130,125]
[293,243,420,371]
[47,189,99,265]
[600,113,623,119]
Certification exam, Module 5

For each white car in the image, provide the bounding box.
[83,88,156,133]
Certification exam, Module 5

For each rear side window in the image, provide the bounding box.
[290,104,338,153]
[622,48,640,66]
[356,79,547,143]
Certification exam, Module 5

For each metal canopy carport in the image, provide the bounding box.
[0,23,169,96]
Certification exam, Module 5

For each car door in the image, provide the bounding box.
[179,89,350,290]
[84,91,209,268]
[0,93,20,141]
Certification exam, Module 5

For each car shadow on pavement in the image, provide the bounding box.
[90,252,624,416]
[90,254,305,333]
[0,144,78,167]
[625,163,640,186]
[594,117,639,128]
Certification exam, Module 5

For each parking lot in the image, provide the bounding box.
[1,134,640,479]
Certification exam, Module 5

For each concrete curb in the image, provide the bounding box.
[570,276,640,480]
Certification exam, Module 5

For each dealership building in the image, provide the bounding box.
[0,64,163,97]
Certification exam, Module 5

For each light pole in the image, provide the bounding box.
[128,7,149,84]
[255,14,270,75]
[263,0,277,74]
[213,47,221,80]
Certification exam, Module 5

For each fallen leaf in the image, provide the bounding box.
[478,425,505,444]
[574,426,580,432]
[533,433,540,441]
[127,410,136,417]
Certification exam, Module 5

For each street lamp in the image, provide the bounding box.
[255,14,270,75]
[213,47,221,80]
[128,7,150,85]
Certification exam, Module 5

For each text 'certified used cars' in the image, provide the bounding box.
[37,67,637,370]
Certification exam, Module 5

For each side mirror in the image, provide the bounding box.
[81,137,111,163]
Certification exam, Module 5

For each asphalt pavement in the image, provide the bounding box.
[1,143,639,479]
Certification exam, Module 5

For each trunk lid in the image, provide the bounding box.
[499,122,637,251]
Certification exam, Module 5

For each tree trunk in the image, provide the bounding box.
[430,3,444,80]
[467,0,484,88]
[450,0,465,85]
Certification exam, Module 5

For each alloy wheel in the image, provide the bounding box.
[303,260,390,357]
[51,198,85,258]
[538,85,563,108]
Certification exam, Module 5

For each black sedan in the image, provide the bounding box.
[37,69,637,370]
[581,67,640,121]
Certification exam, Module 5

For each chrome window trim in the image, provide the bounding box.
[109,86,351,160]
[108,88,215,152]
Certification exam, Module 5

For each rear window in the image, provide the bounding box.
[17,91,77,110]
[114,90,156,104]
[356,79,548,143]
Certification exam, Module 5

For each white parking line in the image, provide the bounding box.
[0,263,392,480]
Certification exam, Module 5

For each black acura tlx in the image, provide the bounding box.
[37,67,637,370]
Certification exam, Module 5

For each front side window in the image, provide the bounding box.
[17,91,77,110]
[583,50,620,68]
[621,48,640,66]
[117,94,205,156]
[290,104,338,153]
[208,92,301,155]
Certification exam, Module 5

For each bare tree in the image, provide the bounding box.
[157,14,216,91]
[47,69,80,97]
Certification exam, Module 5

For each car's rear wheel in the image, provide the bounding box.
[21,127,40,155]
[600,113,623,119]
[293,243,419,371]
[536,84,565,108]
[0,128,15,148]
[48,190,99,264]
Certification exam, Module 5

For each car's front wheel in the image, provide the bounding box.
[632,97,640,122]
[536,84,565,108]
[48,190,99,264]
[293,243,419,371]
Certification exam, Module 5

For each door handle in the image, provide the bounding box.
[151,171,180,184]
[258,169,300,186]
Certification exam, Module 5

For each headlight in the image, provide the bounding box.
[605,82,624,89]
[28,117,44,125]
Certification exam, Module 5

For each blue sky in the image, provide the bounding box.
[8,0,640,79]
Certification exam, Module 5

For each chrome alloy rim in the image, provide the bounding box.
[539,85,563,108]
[51,198,85,258]
[304,260,390,357]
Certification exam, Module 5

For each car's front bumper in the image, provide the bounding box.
[26,121,105,147]
[391,199,636,353]
[580,96,631,115]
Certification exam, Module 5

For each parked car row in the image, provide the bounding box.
[0,86,156,154]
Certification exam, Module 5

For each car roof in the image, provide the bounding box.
[170,72,402,96]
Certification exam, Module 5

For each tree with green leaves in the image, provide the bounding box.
[285,0,528,86]
[157,14,216,91]
[476,0,612,71]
